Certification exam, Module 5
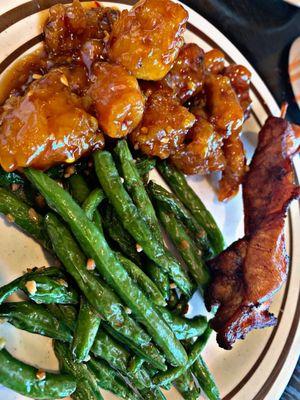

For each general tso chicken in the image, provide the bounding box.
[0,0,252,200]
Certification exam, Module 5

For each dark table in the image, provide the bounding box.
[182,0,300,398]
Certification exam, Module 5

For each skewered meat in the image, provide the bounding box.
[205,117,300,349]
[108,0,188,80]
[87,62,145,138]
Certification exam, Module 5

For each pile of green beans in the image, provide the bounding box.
[0,142,222,400]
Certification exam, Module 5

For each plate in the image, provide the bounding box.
[0,1,299,400]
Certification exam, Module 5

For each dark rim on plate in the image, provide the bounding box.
[0,1,298,399]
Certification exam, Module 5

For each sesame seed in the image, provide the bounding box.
[36,370,46,381]
[11,183,20,192]
[25,280,37,295]
[125,307,132,314]
[66,157,75,164]
[161,137,169,144]
[60,74,69,87]
[6,214,15,223]
[136,243,143,253]
[28,208,39,222]
[32,73,42,80]
[0,338,6,350]
[120,177,124,183]
[86,258,96,270]
[170,282,177,289]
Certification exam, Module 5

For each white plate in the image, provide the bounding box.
[0,1,299,400]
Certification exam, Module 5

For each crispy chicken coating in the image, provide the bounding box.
[205,74,244,137]
[218,135,247,201]
[130,89,195,158]
[204,49,226,75]
[0,70,103,172]
[44,0,119,55]
[171,117,225,175]
[161,43,205,104]
[108,0,188,80]
[224,65,252,118]
[87,62,145,138]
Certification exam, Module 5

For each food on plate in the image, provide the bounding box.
[130,88,196,158]
[87,62,145,138]
[205,117,300,349]
[0,0,298,399]
[108,0,188,80]
[0,69,103,172]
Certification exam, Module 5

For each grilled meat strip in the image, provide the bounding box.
[205,116,300,349]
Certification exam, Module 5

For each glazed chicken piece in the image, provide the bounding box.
[224,65,252,119]
[204,49,226,75]
[218,135,247,201]
[0,69,103,172]
[44,0,119,55]
[206,117,300,349]
[87,62,144,138]
[205,74,244,137]
[161,43,205,104]
[171,117,225,175]
[130,89,195,158]
[108,0,188,80]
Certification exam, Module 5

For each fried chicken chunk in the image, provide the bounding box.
[44,0,119,55]
[87,62,144,138]
[108,0,188,80]
[204,49,225,75]
[171,117,225,175]
[206,117,300,349]
[131,89,195,158]
[161,43,205,104]
[0,70,103,172]
[205,74,244,137]
[218,135,247,201]
[224,65,252,119]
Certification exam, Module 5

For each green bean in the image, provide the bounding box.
[148,180,212,257]
[115,140,162,242]
[192,356,220,400]
[69,174,91,205]
[0,341,76,399]
[101,202,142,266]
[117,253,166,307]
[175,370,200,400]
[26,169,186,368]
[21,275,78,305]
[72,297,101,363]
[54,341,103,400]
[89,357,140,400]
[92,329,152,390]
[140,388,167,400]
[93,151,194,297]
[0,266,63,304]
[45,213,165,370]
[0,187,50,250]
[158,307,207,341]
[82,188,105,220]
[128,355,145,374]
[0,302,73,342]
[47,304,77,331]
[146,260,170,301]
[153,326,212,386]
[156,205,210,289]
[157,161,225,254]
[135,158,156,178]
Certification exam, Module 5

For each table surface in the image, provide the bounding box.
[182,0,300,399]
